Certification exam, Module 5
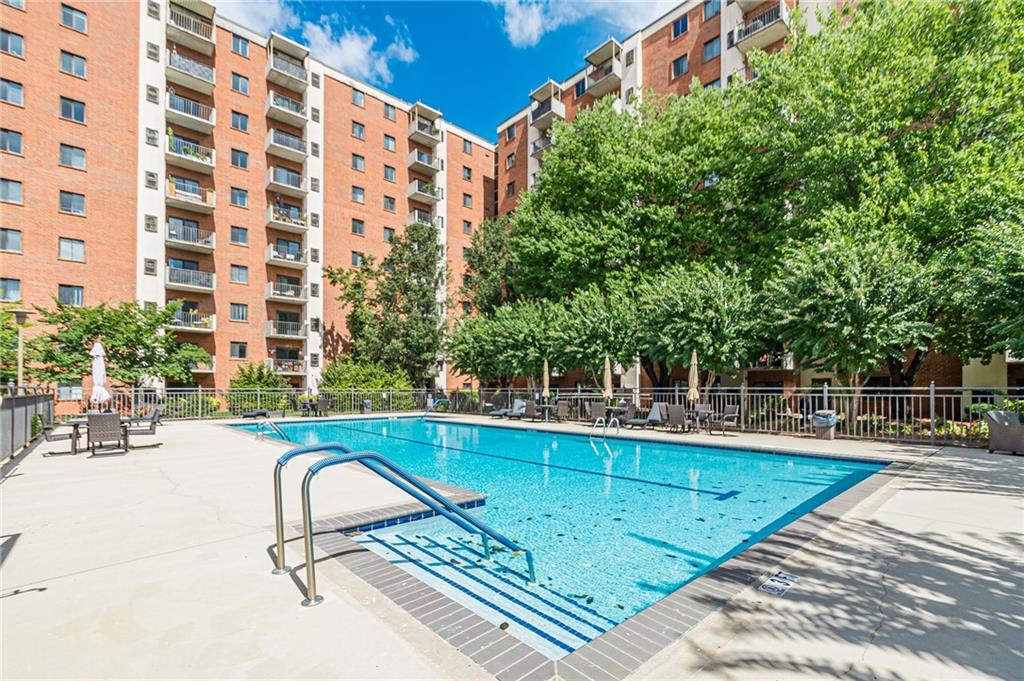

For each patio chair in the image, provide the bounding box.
[86,413,127,455]
[985,410,1024,455]
[708,404,740,435]
[506,399,527,419]
[316,397,330,417]
[523,400,539,421]
[665,404,692,432]
[585,401,606,425]
[626,402,666,429]
[621,403,637,423]
[42,422,79,455]
[554,401,569,422]
[126,405,163,443]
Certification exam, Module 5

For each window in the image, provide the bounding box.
[505,181,515,197]
[0,277,20,301]
[383,103,396,120]
[704,0,720,20]
[351,186,365,204]
[230,342,247,360]
[351,219,364,235]
[626,49,635,67]
[230,187,248,207]
[506,126,516,141]
[383,134,396,151]
[230,226,248,245]
[575,80,586,98]
[59,144,85,169]
[462,166,472,181]
[58,237,85,261]
[383,196,396,212]
[231,148,248,169]
[1,79,23,105]
[706,78,721,89]
[1,178,23,203]
[230,303,248,321]
[0,29,24,57]
[231,34,249,57]
[0,228,21,252]
[463,139,472,154]
[383,165,396,182]
[673,15,688,38]
[60,97,85,123]
[57,381,82,400]
[351,153,365,171]
[352,89,365,107]
[672,55,689,79]
[462,193,472,208]
[57,284,83,306]
[59,190,84,214]
[60,51,87,78]
[383,227,395,242]
[506,153,516,169]
[351,251,364,267]
[0,129,22,154]
[2,0,26,9]
[230,264,248,284]
[61,4,88,32]
[352,121,365,139]
[231,73,249,95]
[462,220,472,235]
[231,111,248,132]
[704,36,721,62]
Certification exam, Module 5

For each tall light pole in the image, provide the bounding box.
[11,308,31,390]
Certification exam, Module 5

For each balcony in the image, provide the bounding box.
[166,223,215,253]
[266,357,305,376]
[167,4,214,56]
[266,53,307,92]
[408,209,435,227]
[166,49,215,95]
[265,281,307,303]
[585,38,623,99]
[265,205,308,234]
[165,266,215,293]
[265,320,307,339]
[168,311,216,333]
[266,167,307,198]
[531,136,553,158]
[265,244,307,269]
[166,92,215,134]
[749,353,795,371]
[408,118,441,146]
[735,0,766,12]
[265,128,308,162]
[166,178,215,214]
[166,136,215,174]
[734,2,790,53]
[266,91,307,128]
[530,97,565,132]
[407,179,441,205]
[407,149,441,176]
[189,356,216,374]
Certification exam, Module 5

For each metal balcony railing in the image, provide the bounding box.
[167,137,214,164]
[272,54,307,80]
[589,59,616,85]
[736,5,783,42]
[532,137,553,154]
[266,320,304,337]
[409,209,433,225]
[169,311,215,330]
[168,6,213,41]
[166,223,215,247]
[167,93,213,122]
[531,99,553,121]
[413,118,440,137]
[267,281,305,299]
[409,179,440,198]
[270,129,307,153]
[270,91,305,115]
[267,244,307,264]
[268,357,304,373]
[166,267,214,289]
[269,206,306,227]
[166,178,214,205]
[167,49,214,83]
[271,167,303,189]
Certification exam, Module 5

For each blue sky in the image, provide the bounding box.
[213,1,676,140]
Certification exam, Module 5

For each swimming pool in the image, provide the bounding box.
[243,417,883,633]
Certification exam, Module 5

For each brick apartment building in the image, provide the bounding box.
[0,0,494,394]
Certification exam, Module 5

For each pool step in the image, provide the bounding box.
[353,529,616,660]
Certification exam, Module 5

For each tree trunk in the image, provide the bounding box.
[886,346,930,387]
[641,358,673,388]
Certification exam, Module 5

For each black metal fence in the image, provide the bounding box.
[1,392,54,459]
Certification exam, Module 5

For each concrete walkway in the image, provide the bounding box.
[1,416,1020,680]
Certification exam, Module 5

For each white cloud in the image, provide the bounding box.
[494,0,677,48]
[211,0,298,36]
[301,16,417,85]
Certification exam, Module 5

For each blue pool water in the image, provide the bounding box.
[243,417,883,624]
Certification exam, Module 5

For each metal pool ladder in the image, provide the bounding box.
[271,442,538,607]
[421,397,451,418]
[256,419,289,441]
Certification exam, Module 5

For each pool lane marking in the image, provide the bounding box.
[321,421,740,500]
[363,534,578,655]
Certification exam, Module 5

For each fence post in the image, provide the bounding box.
[822,382,829,411]
[739,383,746,432]
[929,381,936,446]
[257,387,262,411]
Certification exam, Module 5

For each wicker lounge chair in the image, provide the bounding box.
[985,410,1024,455]
[554,401,569,422]
[42,422,79,455]
[523,400,540,421]
[665,404,691,432]
[86,413,127,454]
[126,405,163,443]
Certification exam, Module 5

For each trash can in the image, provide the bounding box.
[361,399,372,414]
[812,410,837,440]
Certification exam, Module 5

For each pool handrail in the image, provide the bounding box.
[422,397,451,417]
[292,443,537,607]
[258,419,289,441]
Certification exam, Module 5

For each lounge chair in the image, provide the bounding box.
[626,402,666,429]
[87,413,127,455]
[126,405,163,444]
[708,404,740,435]
[489,398,510,418]
[506,399,527,419]
[665,404,692,432]
[524,400,539,421]
[554,401,569,422]
[42,422,79,455]
[985,410,1024,455]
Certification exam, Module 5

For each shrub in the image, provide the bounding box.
[319,356,417,412]
[226,362,292,413]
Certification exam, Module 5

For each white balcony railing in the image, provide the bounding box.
[270,91,305,115]
[166,178,214,206]
[266,357,305,374]
[265,320,305,338]
[271,54,306,81]
[167,137,214,165]
[167,92,213,122]
[167,49,214,84]
[166,223,215,249]
[168,6,213,42]
[168,311,216,331]
[166,267,214,289]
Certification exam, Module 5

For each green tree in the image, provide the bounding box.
[229,361,290,389]
[325,220,447,387]
[0,306,19,384]
[27,301,207,386]
[552,284,645,385]
[461,216,517,314]
[319,356,412,390]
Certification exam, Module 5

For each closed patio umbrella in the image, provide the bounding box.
[542,358,550,399]
[686,350,700,403]
[89,341,112,406]
[603,356,614,401]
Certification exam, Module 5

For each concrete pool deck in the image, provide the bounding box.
[1,415,1021,680]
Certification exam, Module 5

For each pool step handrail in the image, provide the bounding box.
[288,443,537,607]
[258,419,289,441]
[589,416,620,439]
[421,398,451,418]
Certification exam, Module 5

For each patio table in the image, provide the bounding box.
[64,417,133,454]
[537,403,556,422]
